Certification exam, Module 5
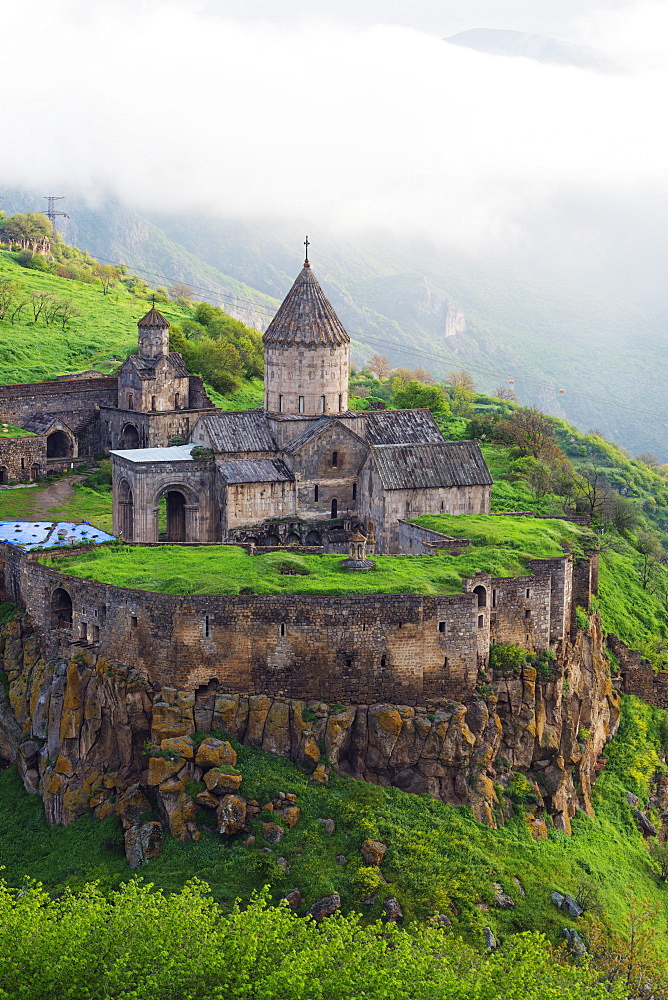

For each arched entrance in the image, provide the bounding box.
[50,588,73,630]
[285,532,301,545]
[46,430,73,458]
[165,490,186,542]
[305,531,321,545]
[121,423,140,449]
[330,498,338,518]
[264,534,280,546]
[473,585,487,608]
[119,480,134,540]
[0,467,7,485]
[30,464,40,481]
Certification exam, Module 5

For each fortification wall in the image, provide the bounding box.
[0,435,45,483]
[0,377,118,455]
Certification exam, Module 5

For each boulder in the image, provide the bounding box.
[203,768,242,795]
[483,926,497,950]
[361,839,387,866]
[155,777,199,842]
[116,784,151,831]
[383,897,403,923]
[195,738,237,768]
[428,914,452,928]
[335,854,348,865]
[310,763,330,785]
[124,821,163,869]
[634,808,658,837]
[626,791,639,807]
[285,889,302,909]
[261,822,285,845]
[160,736,194,760]
[242,835,256,847]
[278,805,301,830]
[551,891,583,918]
[317,817,335,835]
[492,882,516,909]
[276,856,290,874]
[307,893,341,923]
[217,794,247,835]
[147,755,182,786]
[562,927,587,958]
[195,790,219,809]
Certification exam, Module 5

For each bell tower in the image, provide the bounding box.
[137,303,170,360]
[263,243,350,416]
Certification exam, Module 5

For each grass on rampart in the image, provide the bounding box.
[41,515,591,596]
[0,695,666,956]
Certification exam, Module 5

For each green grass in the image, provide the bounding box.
[0,695,667,955]
[598,540,668,648]
[0,484,41,519]
[0,422,33,438]
[46,485,115,533]
[41,516,593,596]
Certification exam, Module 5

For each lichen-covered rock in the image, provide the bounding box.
[117,785,151,831]
[217,794,246,835]
[361,839,386,866]
[285,889,302,909]
[147,755,182,785]
[383,897,403,923]
[307,893,341,922]
[261,821,285,845]
[310,763,330,785]
[278,805,300,830]
[203,768,242,794]
[195,790,219,809]
[195,738,236,768]
[154,777,199,842]
[160,736,194,760]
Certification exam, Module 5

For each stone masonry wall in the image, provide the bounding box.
[0,435,46,483]
[0,377,118,455]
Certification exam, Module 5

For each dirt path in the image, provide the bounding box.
[30,475,84,518]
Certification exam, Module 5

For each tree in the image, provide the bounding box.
[584,898,668,999]
[393,380,449,413]
[450,385,475,418]
[56,298,79,331]
[635,529,665,589]
[169,280,194,301]
[94,264,121,295]
[368,353,392,379]
[572,464,611,518]
[446,369,476,391]
[0,279,19,321]
[494,385,517,401]
[636,452,659,467]
[497,407,560,461]
[510,456,554,497]
[413,366,435,384]
[390,367,416,387]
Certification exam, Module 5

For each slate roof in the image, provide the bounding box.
[262,265,350,347]
[282,417,334,455]
[371,440,493,489]
[126,352,189,381]
[137,306,170,328]
[217,459,294,484]
[22,414,62,434]
[363,408,444,445]
[195,411,277,453]
[110,445,195,463]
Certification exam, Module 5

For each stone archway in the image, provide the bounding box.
[50,587,73,630]
[305,530,321,545]
[473,585,487,608]
[165,490,186,542]
[119,480,134,540]
[46,430,73,459]
[121,423,140,449]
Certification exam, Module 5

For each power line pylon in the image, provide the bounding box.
[43,196,70,234]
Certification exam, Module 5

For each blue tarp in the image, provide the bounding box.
[0,521,115,550]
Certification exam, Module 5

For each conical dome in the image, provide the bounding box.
[263,264,350,347]
[137,306,170,329]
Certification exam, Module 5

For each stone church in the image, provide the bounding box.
[110,257,492,554]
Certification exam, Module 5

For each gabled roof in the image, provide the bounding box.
[282,415,366,456]
[137,306,170,328]
[371,440,493,490]
[262,264,350,347]
[217,458,294,484]
[22,414,67,435]
[363,408,444,445]
[125,353,189,381]
[194,411,277,453]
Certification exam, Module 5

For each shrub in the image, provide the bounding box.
[576,606,590,630]
[489,643,528,674]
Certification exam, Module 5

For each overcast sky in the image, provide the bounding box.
[3,0,668,297]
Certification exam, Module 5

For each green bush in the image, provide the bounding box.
[489,643,528,674]
[575,606,590,630]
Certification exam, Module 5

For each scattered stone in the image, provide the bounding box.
[195,791,219,809]
[310,764,330,785]
[492,882,516,909]
[383,897,403,923]
[307,893,341,922]
[279,805,301,829]
[483,926,497,950]
[262,802,274,812]
[513,877,526,896]
[242,835,256,847]
[361,839,387,866]
[203,768,243,795]
[278,791,286,800]
[626,791,639,807]
[195,738,236,768]
[124,821,163,868]
[276,856,290,874]
[361,895,377,905]
[318,818,335,835]
[551,891,565,909]
[216,794,247,835]
[551,891,583,918]
[116,784,151,831]
[634,808,658,837]
[562,927,587,958]
[428,914,452,928]
[262,847,272,854]
[261,821,285,845]
[285,889,302,909]
[285,793,298,804]
[147,756,182,786]
[335,854,348,865]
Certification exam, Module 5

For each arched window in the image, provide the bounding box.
[320,395,326,413]
[331,498,338,518]
[473,585,487,608]
[50,588,73,630]
[128,393,134,410]
[331,451,338,468]
[174,392,180,409]
[314,485,319,502]
[338,394,342,412]
[352,482,357,502]
[151,395,157,411]
[279,395,284,413]
[280,622,286,637]
[298,396,304,413]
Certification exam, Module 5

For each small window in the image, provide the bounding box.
[128,394,134,410]
[298,395,305,413]
[525,609,531,620]
[338,393,342,412]
[131,615,138,628]
[92,624,99,642]
[525,588,531,599]
[438,621,446,633]
[314,484,319,502]
[279,395,284,413]
[492,589,498,609]
[352,482,357,502]
[320,395,326,413]
[151,395,157,411]
[478,615,484,628]
[280,622,286,637]
[440,500,444,511]
[398,621,402,629]
[21,458,25,469]
[443,656,449,670]
[204,615,211,638]
[331,498,338,518]
[332,451,338,467]
[345,658,352,668]
[405,501,410,513]
[380,655,387,668]
[175,392,180,409]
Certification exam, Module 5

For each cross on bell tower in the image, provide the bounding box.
[304,235,310,266]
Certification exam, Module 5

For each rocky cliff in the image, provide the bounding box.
[0,610,619,852]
